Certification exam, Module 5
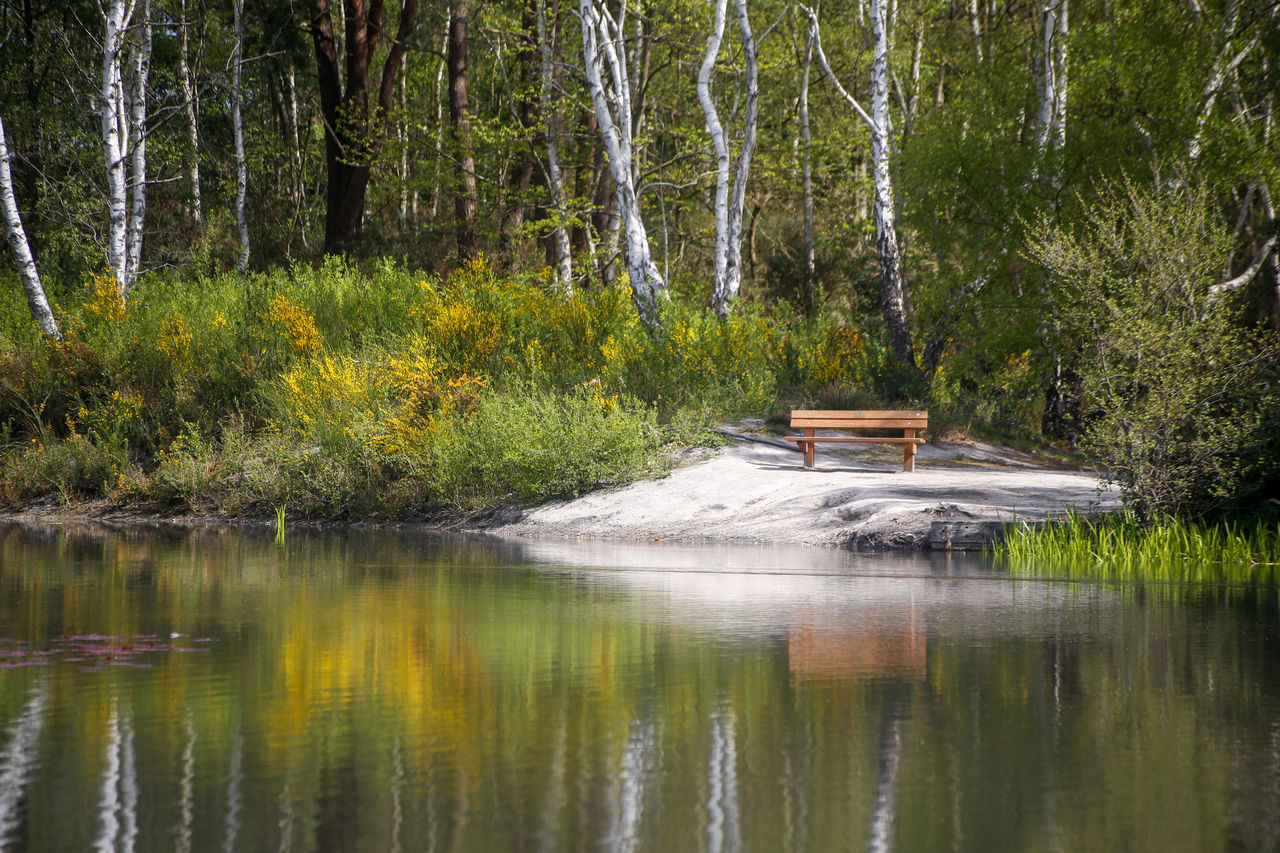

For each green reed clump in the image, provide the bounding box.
[997,511,1280,584]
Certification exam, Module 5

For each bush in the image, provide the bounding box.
[423,385,663,509]
[1029,176,1280,518]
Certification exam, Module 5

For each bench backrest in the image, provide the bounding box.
[790,410,928,431]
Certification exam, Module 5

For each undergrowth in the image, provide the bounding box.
[0,256,939,518]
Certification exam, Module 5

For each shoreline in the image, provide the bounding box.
[0,439,1120,552]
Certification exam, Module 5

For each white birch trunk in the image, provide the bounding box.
[1032,0,1068,190]
[698,0,732,311]
[0,114,61,340]
[286,66,309,247]
[125,0,151,293]
[805,1,915,367]
[178,0,202,229]
[867,0,913,368]
[231,0,249,273]
[537,0,573,290]
[699,0,760,317]
[579,0,666,331]
[799,31,816,301]
[430,17,449,221]
[1188,0,1251,162]
[970,0,983,62]
[398,76,409,229]
[101,0,135,294]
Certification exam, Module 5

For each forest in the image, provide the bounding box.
[0,0,1277,521]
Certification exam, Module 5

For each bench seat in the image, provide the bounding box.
[784,409,928,472]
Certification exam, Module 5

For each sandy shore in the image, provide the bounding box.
[486,436,1120,550]
[0,435,1121,552]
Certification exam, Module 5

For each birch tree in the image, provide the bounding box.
[795,23,816,308]
[698,0,761,317]
[579,0,666,332]
[538,0,573,289]
[177,0,202,229]
[805,0,915,370]
[101,0,151,296]
[1186,0,1256,163]
[1032,0,1068,189]
[0,114,61,340]
[232,0,249,273]
[126,0,151,290]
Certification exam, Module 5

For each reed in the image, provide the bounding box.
[996,511,1280,584]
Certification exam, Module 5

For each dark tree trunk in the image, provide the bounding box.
[448,2,479,262]
[311,0,417,256]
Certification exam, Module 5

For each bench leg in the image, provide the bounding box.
[803,428,815,469]
[903,428,917,472]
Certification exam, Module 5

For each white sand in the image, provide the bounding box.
[486,437,1120,550]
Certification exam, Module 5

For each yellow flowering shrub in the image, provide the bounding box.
[261,295,323,357]
[270,355,384,449]
[157,314,193,376]
[84,273,125,326]
[803,326,867,385]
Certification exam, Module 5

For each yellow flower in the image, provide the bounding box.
[85,272,125,326]
[261,295,323,356]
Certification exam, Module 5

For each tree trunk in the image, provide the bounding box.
[232,0,249,273]
[798,28,817,310]
[448,3,479,262]
[537,0,573,289]
[101,0,134,293]
[0,114,60,340]
[1033,0,1068,187]
[580,0,666,331]
[699,0,760,317]
[969,0,983,63]
[178,0,202,229]
[124,0,151,292]
[867,0,914,368]
[310,0,418,256]
[1187,0,1252,163]
[429,17,449,222]
[807,0,915,370]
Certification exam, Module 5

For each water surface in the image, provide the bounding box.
[1,522,1278,851]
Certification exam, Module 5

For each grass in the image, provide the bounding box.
[996,511,1280,584]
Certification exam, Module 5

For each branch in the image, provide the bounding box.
[1206,232,1277,304]
[797,4,878,134]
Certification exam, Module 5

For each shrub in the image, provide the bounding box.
[1029,176,1280,518]
[423,385,663,509]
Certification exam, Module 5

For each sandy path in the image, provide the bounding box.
[487,438,1120,550]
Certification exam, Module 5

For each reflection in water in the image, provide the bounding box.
[177,711,195,853]
[868,705,903,853]
[706,699,740,853]
[224,712,242,853]
[0,522,1279,851]
[0,680,45,842]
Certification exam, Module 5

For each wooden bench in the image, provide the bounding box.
[783,410,928,472]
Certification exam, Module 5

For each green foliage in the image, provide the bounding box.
[997,511,1280,585]
[0,259,924,518]
[423,385,663,510]
[1029,177,1280,518]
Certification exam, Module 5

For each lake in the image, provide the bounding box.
[1,521,1278,851]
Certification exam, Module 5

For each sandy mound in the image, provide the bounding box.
[485,436,1120,550]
